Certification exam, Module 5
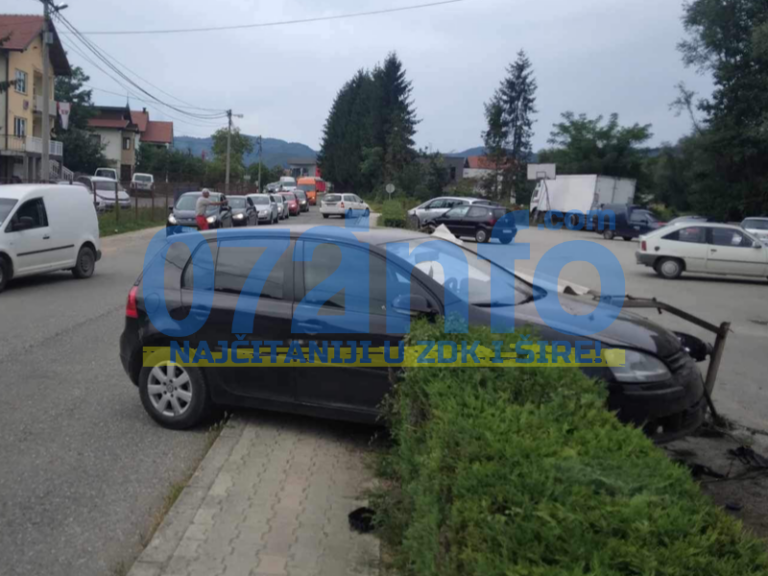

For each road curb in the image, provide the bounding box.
[125,417,247,576]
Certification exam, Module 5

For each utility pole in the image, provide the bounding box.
[40,0,67,183]
[224,109,243,194]
[257,136,262,191]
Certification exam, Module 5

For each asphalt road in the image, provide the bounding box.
[0,206,337,576]
[2,208,766,575]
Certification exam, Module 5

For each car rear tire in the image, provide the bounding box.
[139,363,215,430]
[0,257,9,293]
[346,209,352,219]
[655,257,683,280]
[475,229,489,243]
[603,230,615,240]
[364,209,370,217]
[72,245,96,279]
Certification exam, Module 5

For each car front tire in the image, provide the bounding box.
[603,230,615,240]
[139,364,215,430]
[72,245,96,279]
[0,257,9,293]
[475,229,489,243]
[655,257,684,280]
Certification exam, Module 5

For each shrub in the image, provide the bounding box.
[381,199,408,228]
[374,319,768,576]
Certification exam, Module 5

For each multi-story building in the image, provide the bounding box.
[0,14,70,183]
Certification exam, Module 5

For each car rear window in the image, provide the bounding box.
[743,219,768,230]
[325,194,341,202]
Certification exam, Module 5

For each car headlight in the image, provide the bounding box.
[606,349,671,383]
[234,213,244,219]
[207,215,217,224]
[259,210,268,216]
[168,214,177,225]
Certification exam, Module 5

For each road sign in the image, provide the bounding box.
[386,183,395,194]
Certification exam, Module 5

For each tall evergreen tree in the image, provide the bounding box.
[482,50,537,202]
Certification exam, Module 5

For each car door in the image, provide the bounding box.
[657,226,708,272]
[182,236,297,402]
[627,210,651,238]
[4,197,62,275]
[292,240,434,417]
[420,199,446,224]
[706,228,768,276]
[439,205,471,236]
[465,205,490,238]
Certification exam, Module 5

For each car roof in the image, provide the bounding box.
[0,184,89,200]
[743,216,768,221]
[187,224,430,246]
[91,176,118,182]
[133,172,153,177]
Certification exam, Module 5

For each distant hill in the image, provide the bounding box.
[450,146,486,157]
[173,135,317,168]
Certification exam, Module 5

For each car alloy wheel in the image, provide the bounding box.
[603,230,615,240]
[475,229,489,243]
[72,246,96,279]
[139,363,215,429]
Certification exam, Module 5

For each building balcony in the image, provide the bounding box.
[34,95,58,116]
[0,134,63,157]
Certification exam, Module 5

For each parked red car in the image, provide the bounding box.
[280,192,301,216]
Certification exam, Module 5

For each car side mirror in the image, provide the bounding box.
[392,294,433,316]
[168,206,174,212]
[674,332,712,363]
[753,242,762,249]
[11,216,35,231]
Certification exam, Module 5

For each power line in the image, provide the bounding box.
[54,12,228,120]
[64,0,467,36]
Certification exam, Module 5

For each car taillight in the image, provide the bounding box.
[126,286,139,319]
[641,240,647,251]
[488,217,497,226]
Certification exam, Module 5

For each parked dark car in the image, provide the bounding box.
[294,190,310,212]
[429,204,516,244]
[227,196,257,227]
[594,204,664,241]
[166,191,233,232]
[120,226,705,442]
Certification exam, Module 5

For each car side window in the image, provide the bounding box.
[445,206,471,218]
[664,227,706,243]
[711,228,751,247]
[630,211,649,223]
[8,198,48,230]
[214,240,290,300]
[428,200,445,210]
[370,254,434,317]
[467,206,487,218]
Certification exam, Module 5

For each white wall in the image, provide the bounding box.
[464,168,493,180]
[94,128,121,167]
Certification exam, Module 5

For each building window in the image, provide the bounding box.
[14,117,27,137]
[14,70,27,94]
[123,137,131,150]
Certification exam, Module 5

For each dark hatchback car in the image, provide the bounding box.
[294,190,310,212]
[166,191,233,232]
[227,196,257,227]
[120,226,705,442]
[430,204,516,244]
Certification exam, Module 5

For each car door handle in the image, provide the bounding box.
[297,320,323,335]
[43,235,50,240]
[710,249,717,253]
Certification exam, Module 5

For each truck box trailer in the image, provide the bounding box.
[530,175,636,218]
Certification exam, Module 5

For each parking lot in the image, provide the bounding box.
[0,208,766,575]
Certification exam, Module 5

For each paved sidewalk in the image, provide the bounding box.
[127,414,380,576]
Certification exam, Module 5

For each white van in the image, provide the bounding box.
[0,185,101,293]
[95,167,118,180]
[279,176,297,190]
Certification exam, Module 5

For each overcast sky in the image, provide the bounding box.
[4,0,712,152]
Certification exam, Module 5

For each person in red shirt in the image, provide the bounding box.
[195,189,225,230]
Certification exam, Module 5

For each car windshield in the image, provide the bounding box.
[283,193,297,201]
[176,194,202,210]
[95,181,119,191]
[251,196,270,205]
[295,191,307,200]
[743,219,768,230]
[228,197,246,208]
[134,175,152,182]
[0,198,17,226]
[389,237,536,307]
[95,169,114,177]
[298,184,314,192]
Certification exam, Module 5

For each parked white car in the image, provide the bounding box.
[0,184,101,293]
[741,217,768,243]
[131,172,155,192]
[95,167,118,180]
[637,222,768,280]
[320,193,370,218]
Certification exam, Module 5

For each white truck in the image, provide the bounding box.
[530,175,636,222]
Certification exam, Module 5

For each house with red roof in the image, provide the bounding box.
[88,105,173,181]
[0,14,71,182]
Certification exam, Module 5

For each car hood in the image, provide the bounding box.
[231,208,247,215]
[97,190,130,201]
[173,209,216,218]
[493,291,682,358]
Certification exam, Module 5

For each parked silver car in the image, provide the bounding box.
[76,176,132,210]
[407,196,497,228]
[247,193,280,224]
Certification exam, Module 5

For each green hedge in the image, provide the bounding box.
[374,320,768,576]
[381,199,408,228]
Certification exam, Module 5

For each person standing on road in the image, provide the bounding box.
[195,189,225,230]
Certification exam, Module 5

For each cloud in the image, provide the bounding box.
[1,0,711,151]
